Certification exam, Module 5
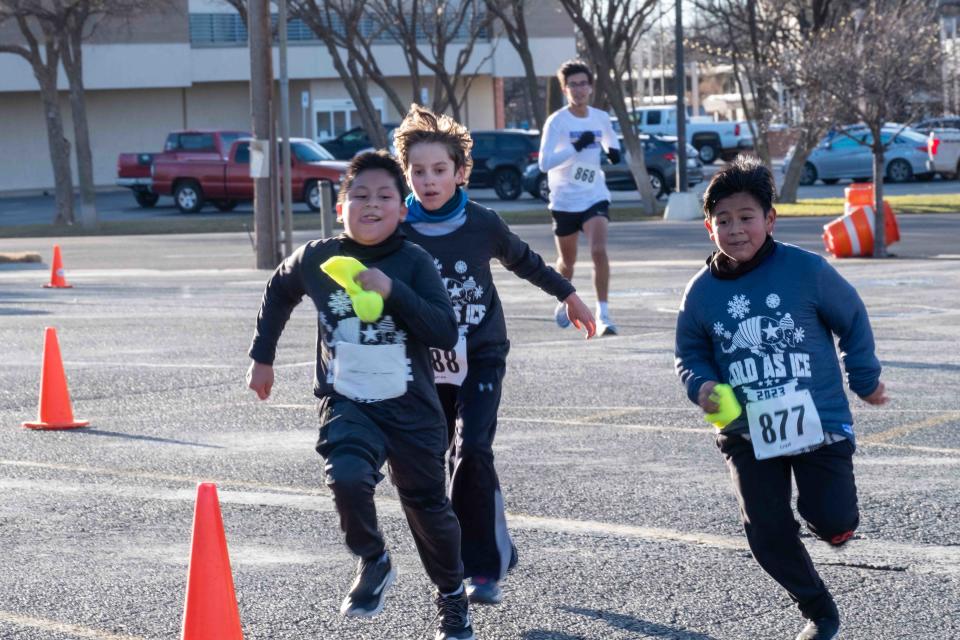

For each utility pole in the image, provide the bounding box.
[278,0,294,258]
[249,0,278,269]
[674,0,688,192]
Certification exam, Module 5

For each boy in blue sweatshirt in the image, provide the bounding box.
[394,105,596,606]
[674,157,888,640]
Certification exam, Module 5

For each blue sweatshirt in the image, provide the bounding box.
[674,241,881,439]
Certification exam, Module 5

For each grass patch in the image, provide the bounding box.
[776,193,960,216]
[1,194,955,238]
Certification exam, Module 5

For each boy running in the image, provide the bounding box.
[674,156,888,640]
[539,59,621,335]
[247,151,475,640]
[394,105,595,605]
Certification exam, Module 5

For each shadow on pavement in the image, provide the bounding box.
[558,606,720,639]
[68,428,224,449]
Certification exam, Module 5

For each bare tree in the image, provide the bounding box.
[484,0,545,129]
[0,1,75,224]
[289,0,392,149]
[557,0,660,213]
[815,0,941,256]
[372,0,497,121]
[691,0,794,166]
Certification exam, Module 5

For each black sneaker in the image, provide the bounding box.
[339,552,396,617]
[466,576,502,605]
[434,589,475,640]
[507,543,518,573]
[795,617,840,640]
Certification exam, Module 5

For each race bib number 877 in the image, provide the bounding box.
[746,388,824,459]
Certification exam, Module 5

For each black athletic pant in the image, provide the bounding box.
[315,398,464,593]
[718,433,859,621]
[437,359,514,580]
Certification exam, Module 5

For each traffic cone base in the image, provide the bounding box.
[21,327,89,431]
[44,245,72,288]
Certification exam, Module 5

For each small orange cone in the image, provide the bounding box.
[44,244,73,288]
[181,483,244,640]
[22,327,89,430]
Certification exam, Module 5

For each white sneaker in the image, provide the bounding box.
[597,312,618,336]
[554,301,571,329]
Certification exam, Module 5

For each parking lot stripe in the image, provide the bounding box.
[859,411,960,445]
[0,611,147,640]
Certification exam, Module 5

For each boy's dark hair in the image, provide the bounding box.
[337,150,408,204]
[702,155,776,217]
[393,104,473,184]
[557,59,593,86]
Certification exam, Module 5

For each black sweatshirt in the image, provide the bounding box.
[402,200,575,362]
[248,234,458,430]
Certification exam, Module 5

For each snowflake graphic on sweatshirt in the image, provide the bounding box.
[727,294,750,320]
[329,290,353,317]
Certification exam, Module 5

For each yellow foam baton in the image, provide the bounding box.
[320,256,384,323]
[704,383,742,429]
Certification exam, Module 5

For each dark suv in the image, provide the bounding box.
[321,123,400,159]
[523,134,703,201]
[468,130,541,200]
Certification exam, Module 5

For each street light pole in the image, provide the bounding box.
[278,0,294,258]
[674,0,688,192]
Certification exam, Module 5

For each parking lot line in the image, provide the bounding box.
[859,411,960,445]
[0,611,147,640]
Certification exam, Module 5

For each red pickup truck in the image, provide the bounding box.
[116,130,249,208]
[149,137,348,213]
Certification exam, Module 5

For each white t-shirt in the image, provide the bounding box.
[538,106,619,212]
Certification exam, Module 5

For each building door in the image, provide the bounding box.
[313,98,385,142]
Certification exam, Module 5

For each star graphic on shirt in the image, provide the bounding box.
[762,322,780,341]
[361,326,380,343]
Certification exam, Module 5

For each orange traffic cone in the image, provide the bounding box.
[181,483,244,640]
[44,244,72,288]
[22,327,89,430]
[822,204,900,258]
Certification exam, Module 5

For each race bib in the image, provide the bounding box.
[745,386,823,460]
[332,342,407,402]
[570,161,598,186]
[430,336,467,386]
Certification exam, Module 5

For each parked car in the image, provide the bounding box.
[926,128,960,178]
[320,124,400,159]
[151,138,347,213]
[467,129,541,200]
[523,134,703,202]
[785,126,933,185]
[627,106,754,164]
[116,129,250,208]
[914,116,960,135]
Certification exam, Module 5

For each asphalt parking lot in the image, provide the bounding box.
[1,215,959,639]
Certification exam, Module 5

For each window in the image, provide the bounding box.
[178,133,216,152]
[498,135,529,153]
[234,142,250,164]
[473,134,495,154]
[646,111,661,126]
[292,141,335,162]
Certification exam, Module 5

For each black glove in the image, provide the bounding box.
[606,148,621,164]
[572,130,596,152]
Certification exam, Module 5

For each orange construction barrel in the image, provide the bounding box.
[822,204,900,257]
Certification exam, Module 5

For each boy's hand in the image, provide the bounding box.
[355,268,392,299]
[246,361,274,400]
[563,293,596,338]
[697,381,720,413]
[860,381,888,405]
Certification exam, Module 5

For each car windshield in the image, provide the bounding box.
[292,140,335,162]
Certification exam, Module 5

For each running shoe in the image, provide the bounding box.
[597,312,618,336]
[795,617,840,640]
[434,589,475,639]
[339,552,396,617]
[554,301,571,329]
[466,576,503,605]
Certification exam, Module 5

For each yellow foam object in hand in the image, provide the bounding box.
[320,256,384,323]
[704,383,742,429]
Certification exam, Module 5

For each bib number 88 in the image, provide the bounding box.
[431,349,460,374]
[758,405,805,444]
